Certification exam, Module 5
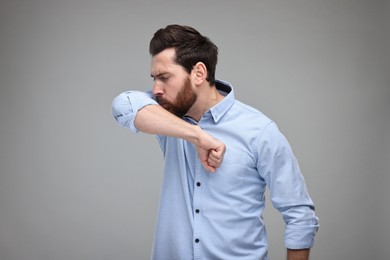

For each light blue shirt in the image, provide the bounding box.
[112,80,319,260]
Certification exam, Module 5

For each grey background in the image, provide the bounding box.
[0,0,389,259]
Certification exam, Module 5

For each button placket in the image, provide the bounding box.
[193,151,205,259]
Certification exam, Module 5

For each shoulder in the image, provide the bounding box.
[228,99,290,151]
[230,99,273,131]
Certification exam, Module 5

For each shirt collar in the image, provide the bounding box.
[208,79,235,123]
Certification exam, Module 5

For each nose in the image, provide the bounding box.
[152,81,164,96]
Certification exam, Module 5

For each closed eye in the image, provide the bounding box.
[159,76,169,82]
[151,73,170,83]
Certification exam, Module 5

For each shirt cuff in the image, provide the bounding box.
[284,223,319,249]
[112,91,157,133]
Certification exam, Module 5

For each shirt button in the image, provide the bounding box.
[195,209,200,214]
[196,182,201,187]
[195,238,200,243]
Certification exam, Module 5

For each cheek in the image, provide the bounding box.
[168,84,183,98]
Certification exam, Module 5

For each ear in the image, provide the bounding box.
[192,62,207,85]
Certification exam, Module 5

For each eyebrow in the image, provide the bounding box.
[151,72,170,79]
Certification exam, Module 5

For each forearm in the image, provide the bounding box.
[134,104,225,172]
[287,248,310,260]
[134,104,201,143]
[112,90,225,172]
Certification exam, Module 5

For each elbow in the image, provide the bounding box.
[112,92,133,120]
[111,92,136,130]
[111,91,157,132]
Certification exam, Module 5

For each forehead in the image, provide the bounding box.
[150,48,186,76]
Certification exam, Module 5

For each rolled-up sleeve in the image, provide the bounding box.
[111,91,157,133]
[257,122,319,249]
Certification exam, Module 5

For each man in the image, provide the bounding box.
[112,24,319,260]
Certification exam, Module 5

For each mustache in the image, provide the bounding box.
[155,95,168,106]
[155,95,163,104]
[155,96,174,112]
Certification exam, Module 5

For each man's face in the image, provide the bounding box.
[156,76,197,118]
[151,48,197,118]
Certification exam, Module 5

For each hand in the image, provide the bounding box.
[195,130,226,173]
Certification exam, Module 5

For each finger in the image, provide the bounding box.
[208,150,223,166]
[207,156,219,167]
[213,147,225,160]
[207,155,218,166]
[201,160,216,173]
[198,150,217,173]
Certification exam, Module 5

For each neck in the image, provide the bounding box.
[186,84,224,121]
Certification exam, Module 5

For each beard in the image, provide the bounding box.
[156,77,197,118]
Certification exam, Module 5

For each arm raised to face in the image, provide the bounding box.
[112,91,225,172]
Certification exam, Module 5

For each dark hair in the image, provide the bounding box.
[149,24,218,85]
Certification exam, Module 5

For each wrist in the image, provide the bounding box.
[287,248,310,260]
[184,124,202,145]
